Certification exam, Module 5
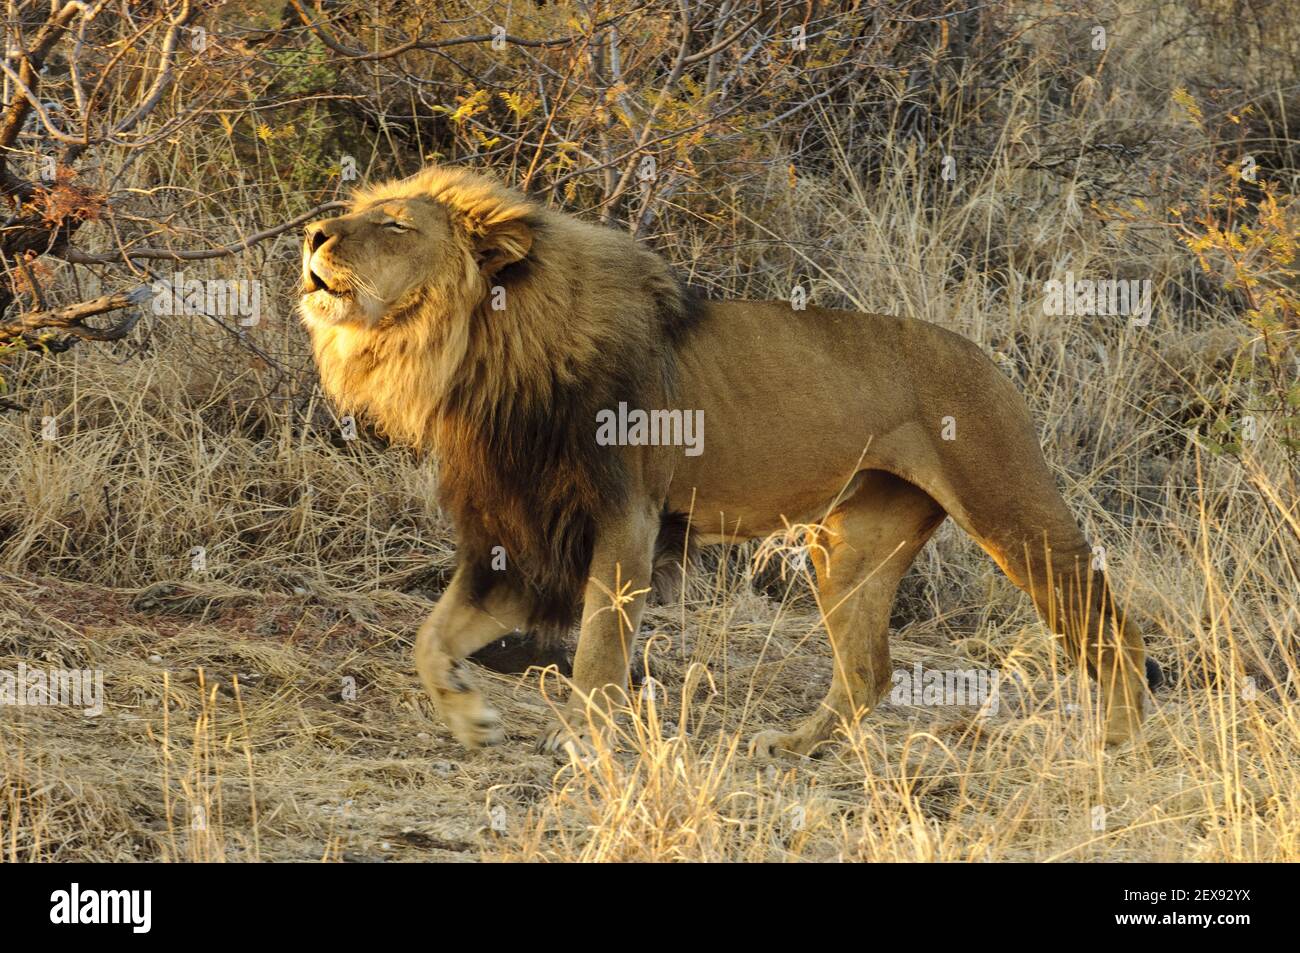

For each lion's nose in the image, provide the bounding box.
[306,222,329,254]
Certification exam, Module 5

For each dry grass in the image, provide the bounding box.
[0,267,1294,861]
[1,496,1295,862]
[1,0,1298,861]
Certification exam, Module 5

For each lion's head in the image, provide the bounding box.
[299,166,536,329]
[297,165,695,455]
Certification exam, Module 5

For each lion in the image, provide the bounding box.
[298,164,1157,757]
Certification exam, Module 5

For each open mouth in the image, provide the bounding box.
[304,267,350,298]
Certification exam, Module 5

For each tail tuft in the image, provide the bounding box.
[1145,656,1164,692]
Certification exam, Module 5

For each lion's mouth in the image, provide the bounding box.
[304,266,351,298]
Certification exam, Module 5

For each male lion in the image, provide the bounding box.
[299,164,1155,757]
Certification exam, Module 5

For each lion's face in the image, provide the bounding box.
[299,197,472,327]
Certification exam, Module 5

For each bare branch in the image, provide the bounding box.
[0,1,85,154]
[62,201,347,265]
[287,0,623,61]
[681,1,772,66]
[0,285,149,346]
[112,0,197,138]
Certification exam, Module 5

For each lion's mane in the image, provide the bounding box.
[306,166,704,636]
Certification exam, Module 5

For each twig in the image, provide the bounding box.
[0,286,150,344]
[287,0,625,61]
[61,202,347,265]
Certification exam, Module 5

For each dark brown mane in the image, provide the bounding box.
[434,220,706,638]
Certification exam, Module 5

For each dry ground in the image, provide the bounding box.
[1,470,1295,861]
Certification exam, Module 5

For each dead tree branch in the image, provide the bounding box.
[0,285,149,349]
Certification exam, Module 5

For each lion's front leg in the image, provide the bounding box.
[538,506,658,755]
[415,565,530,749]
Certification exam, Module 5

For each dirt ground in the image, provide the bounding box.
[4,543,1293,862]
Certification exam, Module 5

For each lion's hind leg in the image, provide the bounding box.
[750,472,945,759]
[909,370,1150,746]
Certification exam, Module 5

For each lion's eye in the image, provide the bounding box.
[385,221,411,233]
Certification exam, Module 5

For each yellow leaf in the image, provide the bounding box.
[1172,87,1203,123]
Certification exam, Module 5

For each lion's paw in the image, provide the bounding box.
[440,690,504,749]
[748,728,815,760]
[1103,702,1145,748]
[535,720,597,763]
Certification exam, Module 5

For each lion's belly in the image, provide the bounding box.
[667,450,875,541]
[663,301,920,541]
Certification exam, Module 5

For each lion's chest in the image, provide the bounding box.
[307,322,440,449]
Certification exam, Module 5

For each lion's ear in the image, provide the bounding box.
[472,215,533,278]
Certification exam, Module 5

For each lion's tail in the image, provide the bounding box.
[899,356,1152,742]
